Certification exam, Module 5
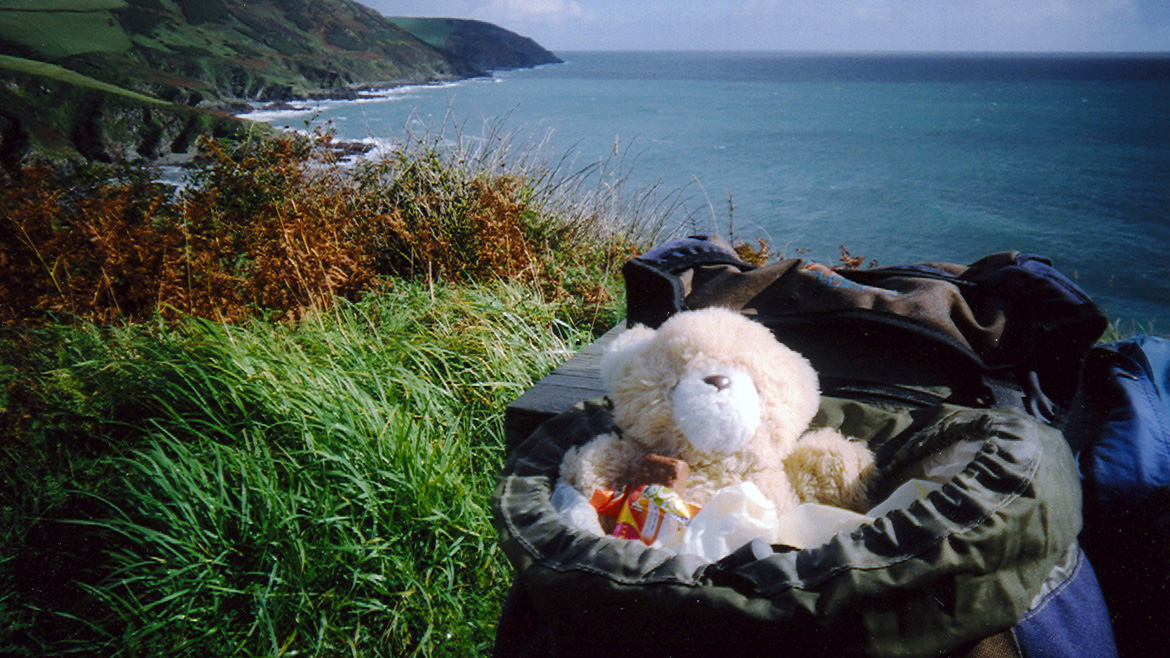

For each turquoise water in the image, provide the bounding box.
[248,52,1170,330]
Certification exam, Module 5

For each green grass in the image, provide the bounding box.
[0,0,126,10]
[0,8,132,58]
[1100,318,1163,342]
[388,18,457,50]
[0,117,674,654]
[0,281,608,656]
[0,54,164,104]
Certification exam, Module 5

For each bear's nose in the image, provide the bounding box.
[703,375,731,391]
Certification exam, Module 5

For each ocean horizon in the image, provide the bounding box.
[247,51,1170,331]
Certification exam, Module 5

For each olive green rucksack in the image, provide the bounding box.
[492,237,1115,657]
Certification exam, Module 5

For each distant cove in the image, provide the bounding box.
[249,52,1170,331]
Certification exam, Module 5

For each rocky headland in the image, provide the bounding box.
[0,0,560,165]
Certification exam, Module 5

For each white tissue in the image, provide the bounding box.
[670,477,946,557]
[669,482,779,560]
[551,480,606,536]
[552,473,948,563]
[773,503,871,550]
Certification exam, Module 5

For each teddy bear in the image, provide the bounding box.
[558,306,875,515]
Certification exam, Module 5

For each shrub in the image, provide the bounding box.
[1,127,654,327]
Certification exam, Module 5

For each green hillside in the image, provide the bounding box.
[390,17,561,72]
[0,1,132,58]
[0,0,560,163]
[0,52,239,164]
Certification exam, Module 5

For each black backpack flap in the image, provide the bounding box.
[671,257,999,407]
[953,253,1108,408]
[623,239,1106,412]
[622,235,751,329]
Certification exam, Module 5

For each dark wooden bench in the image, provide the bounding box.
[503,324,625,453]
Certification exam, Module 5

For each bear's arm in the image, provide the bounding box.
[783,428,876,513]
[558,432,646,497]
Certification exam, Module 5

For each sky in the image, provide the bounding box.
[359,0,1170,52]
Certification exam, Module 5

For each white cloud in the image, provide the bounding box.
[483,0,586,22]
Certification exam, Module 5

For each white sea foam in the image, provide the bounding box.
[238,79,470,123]
[241,104,323,122]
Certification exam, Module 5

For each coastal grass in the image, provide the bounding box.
[0,1,128,11]
[0,55,165,105]
[0,7,132,58]
[0,125,671,655]
[0,280,611,657]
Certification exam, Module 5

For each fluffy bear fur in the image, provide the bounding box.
[559,307,875,513]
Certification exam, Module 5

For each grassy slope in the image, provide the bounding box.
[0,0,128,9]
[0,0,467,103]
[0,52,246,162]
[0,0,474,101]
[0,54,163,104]
[389,16,457,49]
[112,0,472,98]
[0,8,132,58]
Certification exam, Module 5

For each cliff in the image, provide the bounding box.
[389,17,561,72]
[0,0,560,164]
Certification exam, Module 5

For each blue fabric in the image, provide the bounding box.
[1065,335,1170,657]
[1013,549,1118,658]
[1015,253,1099,307]
[636,234,742,272]
[1081,336,1170,510]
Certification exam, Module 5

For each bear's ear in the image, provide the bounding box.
[599,325,656,390]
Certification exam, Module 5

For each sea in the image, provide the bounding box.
[244,51,1170,331]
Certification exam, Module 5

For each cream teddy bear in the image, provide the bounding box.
[559,307,875,514]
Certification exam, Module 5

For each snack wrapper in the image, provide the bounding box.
[590,484,700,546]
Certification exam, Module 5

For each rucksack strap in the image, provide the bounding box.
[623,235,751,328]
